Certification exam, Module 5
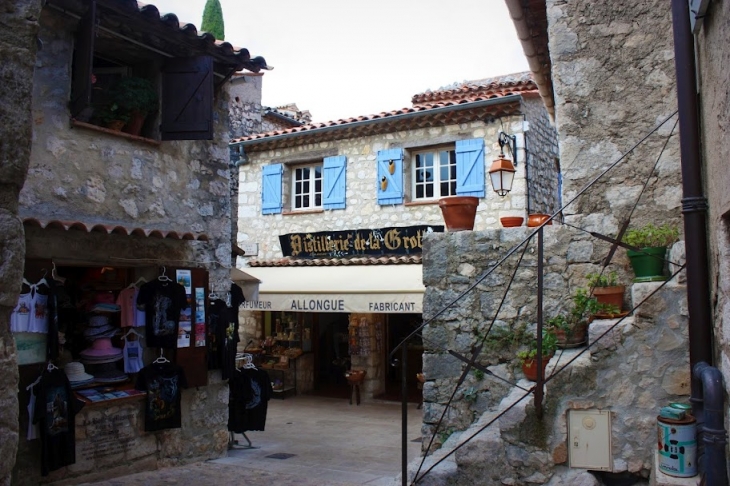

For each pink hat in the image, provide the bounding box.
[79,337,122,358]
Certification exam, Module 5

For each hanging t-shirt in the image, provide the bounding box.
[10,291,32,332]
[135,362,188,432]
[27,385,40,441]
[136,280,188,349]
[33,367,85,476]
[221,284,246,380]
[11,282,50,333]
[123,338,144,373]
[228,367,272,433]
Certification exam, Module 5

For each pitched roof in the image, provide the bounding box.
[232,74,537,151]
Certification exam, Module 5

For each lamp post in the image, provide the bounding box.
[489,131,517,196]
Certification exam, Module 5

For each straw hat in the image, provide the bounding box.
[79,337,122,358]
[64,361,94,383]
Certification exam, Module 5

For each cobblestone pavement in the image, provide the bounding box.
[79,395,421,486]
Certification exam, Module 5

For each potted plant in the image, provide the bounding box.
[586,271,625,313]
[622,223,680,282]
[438,196,479,232]
[547,288,618,347]
[517,329,557,381]
[97,102,130,131]
[106,76,158,136]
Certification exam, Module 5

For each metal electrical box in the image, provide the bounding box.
[568,409,612,470]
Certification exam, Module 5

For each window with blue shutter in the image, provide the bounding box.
[455,138,486,197]
[322,155,347,210]
[261,164,283,215]
[377,148,404,205]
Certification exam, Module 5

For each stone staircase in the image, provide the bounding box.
[397,281,697,485]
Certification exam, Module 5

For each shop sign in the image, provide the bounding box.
[248,294,422,314]
[278,225,444,258]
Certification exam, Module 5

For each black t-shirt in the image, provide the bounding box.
[135,362,188,432]
[33,367,85,476]
[136,280,188,349]
[228,368,272,432]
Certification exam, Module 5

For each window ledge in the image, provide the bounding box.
[71,119,161,146]
[282,209,324,216]
[405,200,440,207]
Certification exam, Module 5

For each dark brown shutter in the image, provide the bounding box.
[160,56,214,141]
[69,0,96,117]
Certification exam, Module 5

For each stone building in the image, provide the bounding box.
[409,0,729,485]
[1,0,268,483]
[229,73,558,402]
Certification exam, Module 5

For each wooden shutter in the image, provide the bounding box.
[377,148,404,205]
[69,1,96,117]
[261,164,283,214]
[322,155,347,210]
[161,56,214,140]
[456,138,486,197]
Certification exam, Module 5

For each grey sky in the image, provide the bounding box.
[146,0,528,122]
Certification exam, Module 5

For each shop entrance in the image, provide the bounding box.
[312,313,350,398]
[381,314,422,403]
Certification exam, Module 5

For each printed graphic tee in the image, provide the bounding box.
[228,368,272,432]
[135,362,188,431]
[136,280,188,349]
[33,368,85,476]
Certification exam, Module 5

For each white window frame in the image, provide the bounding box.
[411,145,457,201]
[291,163,323,210]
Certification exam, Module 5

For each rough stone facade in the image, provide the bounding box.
[695,1,730,440]
[0,1,43,484]
[417,227,689,483]
[547,0,683,232]
[7,4,240,483]
[228,73,263,140]
[523,95,560,217]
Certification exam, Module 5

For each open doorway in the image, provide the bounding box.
[381,313,422,403]
[312,312,350,398]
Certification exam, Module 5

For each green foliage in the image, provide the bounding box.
[463,386,479,403]
[97,102,130,124]
[201,0,225,40]
[107,77,158,115]
[622,223,680,249]
[472,369,485,381]
[516,329,557,362]
[547,288,618,334]
[585,271,620,288]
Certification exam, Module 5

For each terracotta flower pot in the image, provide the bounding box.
[527,213,552,227]
[500,216,524,228]
[591,285,625,311]
[123,110,147,136]
[521,357,551,381]
[438,196,479,232]
[345,369,366,385]
[554,322,588,349]
[105,119,126,131]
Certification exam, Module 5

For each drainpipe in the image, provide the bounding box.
[671,2,727,482]
[670,0,713,396]
[692,362,728,486]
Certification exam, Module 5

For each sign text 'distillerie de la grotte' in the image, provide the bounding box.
[278,225,444,258]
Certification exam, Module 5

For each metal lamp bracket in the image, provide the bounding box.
[498,131,517,166]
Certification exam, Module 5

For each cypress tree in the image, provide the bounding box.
[201,0,225,41]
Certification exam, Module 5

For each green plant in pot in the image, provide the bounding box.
[106,76,158,136]
[548,288,618,348]
[622,223,680,282]
[97,102,130,131]
[517,329,557,381]
[586,271,625,315]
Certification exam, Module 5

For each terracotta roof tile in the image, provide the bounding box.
[411,72,536,105]
[22,218,209,241]
[248,255,422,267]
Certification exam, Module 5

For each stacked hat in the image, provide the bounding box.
[83,315,118,339]
[90,361,128,384]
[80,337,123,364]
[64,361,95,388]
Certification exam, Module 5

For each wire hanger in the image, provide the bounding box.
[158,266,172,282]
[51,262,66,284]
[153,349,169,364]
[124,327,144,340]
[36,269,49,288]
[26,374,43,391]
[127,277,147,289]
[46,361,58,371]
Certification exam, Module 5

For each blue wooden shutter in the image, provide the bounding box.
[455,139,486,197]
[261,164,283,214]
[377,149,404,205]
[323,155,347,210]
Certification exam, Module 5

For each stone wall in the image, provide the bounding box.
[419,227,689,482]
[0,0,42,484]
[522,94,560,216]
[238,116,530,261]
[547,0,682,232]
[228,74,263,140]
[696,0,730,440]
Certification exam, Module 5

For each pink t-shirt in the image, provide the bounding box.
[117,288,146,327]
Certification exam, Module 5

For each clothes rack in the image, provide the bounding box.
[228,431,257,450]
